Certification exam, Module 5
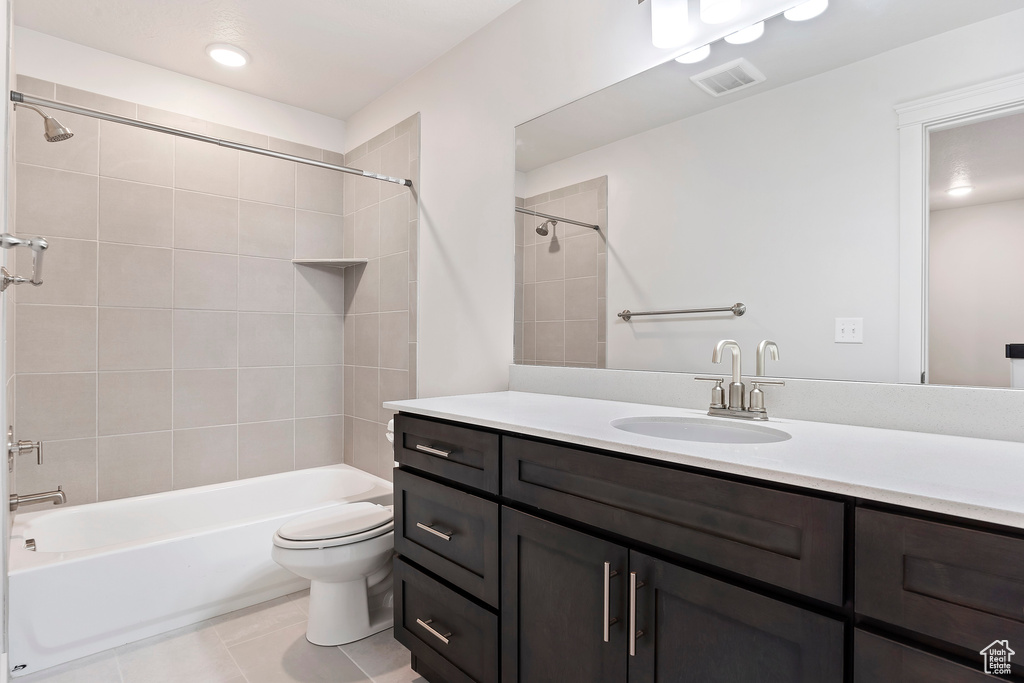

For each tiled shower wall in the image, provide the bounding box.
[515,176,607,367]
[342,115,420,481]
[10,76,353,505]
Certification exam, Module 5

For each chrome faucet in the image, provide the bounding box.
[697,340,785,421]
[10,486,66,512]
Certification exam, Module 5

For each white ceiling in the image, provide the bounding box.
[930,111,1024,212]
[516,0,1024,171]
[13,0,522,120]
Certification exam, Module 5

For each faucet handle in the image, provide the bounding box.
[695,377,727,409]
[749,379,785,387]
[748,380,785,414]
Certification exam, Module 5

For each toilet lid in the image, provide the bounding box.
[278,502,393,542]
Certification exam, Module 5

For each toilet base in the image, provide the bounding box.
[305,575,395,646]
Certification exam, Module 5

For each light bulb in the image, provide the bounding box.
[700,0,741,25]
[676,45,712,64]
[651,0,690,48]
[206,44,249,67]
[784,0,828,21]
[946,186,974,197]
[724,21,764,44]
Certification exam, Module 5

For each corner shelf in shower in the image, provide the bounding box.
[291,258,369,269]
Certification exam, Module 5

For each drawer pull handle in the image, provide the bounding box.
[416,522,453,541]
[603,561,619,643]
[415,444,451,458]
[416,618,452,645]
[629,572,646,657]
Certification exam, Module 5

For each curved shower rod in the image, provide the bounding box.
[9,91,413,187]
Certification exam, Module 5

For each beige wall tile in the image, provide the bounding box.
[564,232,598,279]
[565,320,598,364]
[598,299,607,343]
[175,138,238,197]
[238,257,292,312]
[173,310,238,369]
[295,264,346,314]
[239,202,294,259]
[536,321,565,363]
[295,315,344,366]
[208,122,268,148]
[174,251,237,310]
[296,165,343,214]
[376,429,395,481]
[344,365,355,419]
[565,277,598,320]
[98,243,172,308]
[563,190,600,237]
[16,437,97,506]
[238,313,293,367]
[346,259,379,314]
[350,418,379,475]
[56,85,136,117]
[523,282,536,323]
[137,106,206,134]
[99,178,173,247]
[597,253,607,297]
[535,281,564,322]
[238,420,293,478]
[379,312,409,370]
[99,121,173,185]
[379,253,408,312]
[239,155,295,207]
[16,108,98,174]
[379,134,411,202]
[269,138,321,160]
[16,164,98,239]
[173,369,237,429]
[173,425,237,489]
[97,431,172,501]
[17,372,96,442]
[378,195,408,256]
[378,369,409,423]
[348,313,379,368]
[16,75,55,97]
[352,205,380,259]
[14,237,97,306]
[16,304,96,373]
[295,415,345,469]
[352,366,378,422]
[295,210,344,259]
[99,308,172,370]
[174,191,239,254]
[98,370,172,436]
[535,240,564,282]
[295,365,344,418]
[238,367,294,423]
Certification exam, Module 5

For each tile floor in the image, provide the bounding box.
[18,589,425,683]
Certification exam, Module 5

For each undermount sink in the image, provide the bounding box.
[611,416,791,444]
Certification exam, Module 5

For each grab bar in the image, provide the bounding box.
[618,303,745,321]
[0,233,48,291]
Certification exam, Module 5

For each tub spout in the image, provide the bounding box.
[10,485,66,512]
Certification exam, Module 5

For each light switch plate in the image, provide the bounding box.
[835,318,863,344]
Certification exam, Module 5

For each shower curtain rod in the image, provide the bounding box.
[9,91,413,187]
[515,206,599,231]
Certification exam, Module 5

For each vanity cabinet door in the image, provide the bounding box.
[501,508,628,683]
[854,630,992,682]
[628,550,844,683]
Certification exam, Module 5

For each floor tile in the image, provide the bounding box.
[228,622,372,683]
[17,650,122,683]
[286,588,311,616]
[341,629,425,683]
[212,594,308,647]
[116,623,243,683]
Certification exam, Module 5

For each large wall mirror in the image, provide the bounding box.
[513,0,1024,387]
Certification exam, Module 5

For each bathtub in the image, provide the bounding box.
[8,464,393,677]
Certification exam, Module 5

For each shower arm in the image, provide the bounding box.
[9,91,413,187]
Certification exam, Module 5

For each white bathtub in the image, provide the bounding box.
[8,464,392,677]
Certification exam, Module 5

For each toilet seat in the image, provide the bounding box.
[274,502,394,550]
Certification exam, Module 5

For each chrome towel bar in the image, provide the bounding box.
[618,303,746,321]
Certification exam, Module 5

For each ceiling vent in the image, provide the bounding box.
[690,58,766,97]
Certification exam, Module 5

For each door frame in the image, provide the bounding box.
[896,73,1024,384]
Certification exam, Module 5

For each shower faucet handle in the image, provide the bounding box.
[7,426,43,465]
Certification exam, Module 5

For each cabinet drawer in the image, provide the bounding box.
[394,468,500,607]
[855,630,992,682]
[503,436,845,605]
[395,414,500,494]
[394,556,499,683]
[856,508,1024,676]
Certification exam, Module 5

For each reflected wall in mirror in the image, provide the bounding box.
[514,0,1024,386]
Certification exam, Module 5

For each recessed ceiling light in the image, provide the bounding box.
[700,0,741,25]
[651,0,690,48]
[725,21,764,44]
[206,44,249,68]
[676,44,712,64]
[784,0,828,22]
[946,185,974,197]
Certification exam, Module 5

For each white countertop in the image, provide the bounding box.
[386,391,1024,530]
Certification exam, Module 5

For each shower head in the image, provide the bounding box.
[16,104,74,142]
[536,219,557,237]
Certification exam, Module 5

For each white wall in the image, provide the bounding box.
[929,199,1024,388]
[12,28,346,152]
[344,0,672,398]
[521,11,1024,382]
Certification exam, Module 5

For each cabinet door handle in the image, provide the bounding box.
[416,618,452,645]
[603,561,619,643]
[415,444,451,458]
[629,572,646,656]
[416,522,453,541]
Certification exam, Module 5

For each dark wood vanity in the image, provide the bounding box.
[391,413,1024,682]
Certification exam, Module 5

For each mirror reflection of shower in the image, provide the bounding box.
[14,103,74,142]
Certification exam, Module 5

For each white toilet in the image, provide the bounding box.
[271,502,395,646]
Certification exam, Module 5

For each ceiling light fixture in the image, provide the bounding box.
[784,0,828,22]
[651,0,690,48]
[724,21,764,44]
[700,0,741,25]
[206,43,249,68]
[946,185,974,197]
[676,44,712,64]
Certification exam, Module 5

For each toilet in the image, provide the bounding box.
[271,502,395,646]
